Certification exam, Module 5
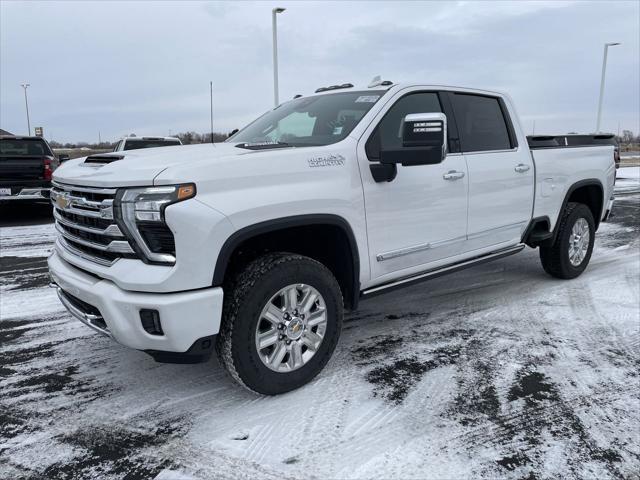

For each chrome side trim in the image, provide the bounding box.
[57,238,116,267]
[363,244,525,296]
[55,223,134,254]
[52,181,118,195]
[376,235,467,262]
[55,286,111,338]
[54,209,123,237]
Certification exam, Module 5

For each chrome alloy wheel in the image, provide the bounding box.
[568,217,590,267]
[255,284,328,372]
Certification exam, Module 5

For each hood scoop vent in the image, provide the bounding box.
[84,154,125,165]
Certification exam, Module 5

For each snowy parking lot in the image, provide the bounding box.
[1,172,639,480]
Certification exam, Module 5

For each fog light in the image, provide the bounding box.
[140,309,163,336]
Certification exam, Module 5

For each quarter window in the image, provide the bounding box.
[451,94,512,152]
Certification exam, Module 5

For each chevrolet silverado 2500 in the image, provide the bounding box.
[48,82,616,394]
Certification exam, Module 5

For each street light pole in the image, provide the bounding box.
[272,7,286,107]
[21,83,31,135]
[596,42,621,133]
[210,80,214,143]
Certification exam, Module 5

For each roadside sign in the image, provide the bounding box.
[34,127,43,137]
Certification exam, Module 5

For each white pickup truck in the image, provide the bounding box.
[48,81,616,394]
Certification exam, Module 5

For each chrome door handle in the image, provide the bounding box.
[443,170,465,181]
[515,164,530,173]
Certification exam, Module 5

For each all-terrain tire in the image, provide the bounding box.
[216,253,343,395]
[539,202,595,279]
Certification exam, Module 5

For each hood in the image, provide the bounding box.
[52,143,252,187]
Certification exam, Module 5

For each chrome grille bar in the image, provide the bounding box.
[53,209,123,237]
[55,223,134,254]
[52,181,117,195]
[57,238,115,266]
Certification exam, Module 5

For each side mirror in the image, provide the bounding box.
[58,153,70,162]
[380,112,447,166]
[228,128,239,138]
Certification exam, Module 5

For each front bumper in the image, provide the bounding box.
[48,250,224,354]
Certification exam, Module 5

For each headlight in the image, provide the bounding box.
[115,183,196,264]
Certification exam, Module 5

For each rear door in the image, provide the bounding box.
[448,92,534,249]
[358,89,469,281]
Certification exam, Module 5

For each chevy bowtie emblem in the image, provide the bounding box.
[56,193,71,210]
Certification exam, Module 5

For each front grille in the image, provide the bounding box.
[51,182,138,265]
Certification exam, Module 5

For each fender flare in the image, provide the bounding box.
[212,214,361,309]
[552,178,604,242]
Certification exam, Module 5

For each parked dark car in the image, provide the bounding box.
[0,136,66,202]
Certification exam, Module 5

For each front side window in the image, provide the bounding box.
[451,94,512,152]
[366,92,442,160]
[230,91,385,148]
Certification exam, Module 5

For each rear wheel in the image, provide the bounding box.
[216,253,343,395]
[539,202,595,279]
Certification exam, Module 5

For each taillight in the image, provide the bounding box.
[614,149,620,169]
[43,156,53,181]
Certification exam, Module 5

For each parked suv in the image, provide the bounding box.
[49,82,616,394]
[113,136,182,152]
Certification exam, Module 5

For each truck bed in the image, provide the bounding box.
[530,145,616,230]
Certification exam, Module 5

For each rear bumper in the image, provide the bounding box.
[48,250,224,354]
[0,187,50,201]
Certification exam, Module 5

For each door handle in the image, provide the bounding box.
[514,164,530,173]
[443,170,465,181]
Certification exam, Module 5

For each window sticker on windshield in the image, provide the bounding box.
[355,95,380,103]
[333,126,343,135]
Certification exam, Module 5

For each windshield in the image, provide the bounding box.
[229,90,386,148]
[123,140,181,150]
[0,138,53,156]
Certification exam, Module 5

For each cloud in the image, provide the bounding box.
[0,0,637,141]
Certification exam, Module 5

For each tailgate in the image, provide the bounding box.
[0,155,45,181]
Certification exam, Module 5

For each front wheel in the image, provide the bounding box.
[539,202,595,279]
[216,253,343,395]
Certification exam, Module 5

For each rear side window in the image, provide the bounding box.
[451,94,512,152]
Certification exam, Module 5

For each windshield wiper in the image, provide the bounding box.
[235,141,293,150]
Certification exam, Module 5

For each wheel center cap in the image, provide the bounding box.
[285,317,304,340]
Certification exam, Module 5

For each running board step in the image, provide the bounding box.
[361,244,525,298]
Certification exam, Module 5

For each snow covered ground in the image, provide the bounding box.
[616,167,640,195]
[1,192,638,480]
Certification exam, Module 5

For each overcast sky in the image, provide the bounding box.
[1,0,638,143]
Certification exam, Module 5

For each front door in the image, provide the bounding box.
[357,90,469,283]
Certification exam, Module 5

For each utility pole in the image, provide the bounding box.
[596,42,621,133]
[272,7,286,107]
[21,83,31,135]
[210,81,214,143]
[99,131,102,144]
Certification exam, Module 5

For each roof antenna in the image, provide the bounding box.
[368,75,382,88]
